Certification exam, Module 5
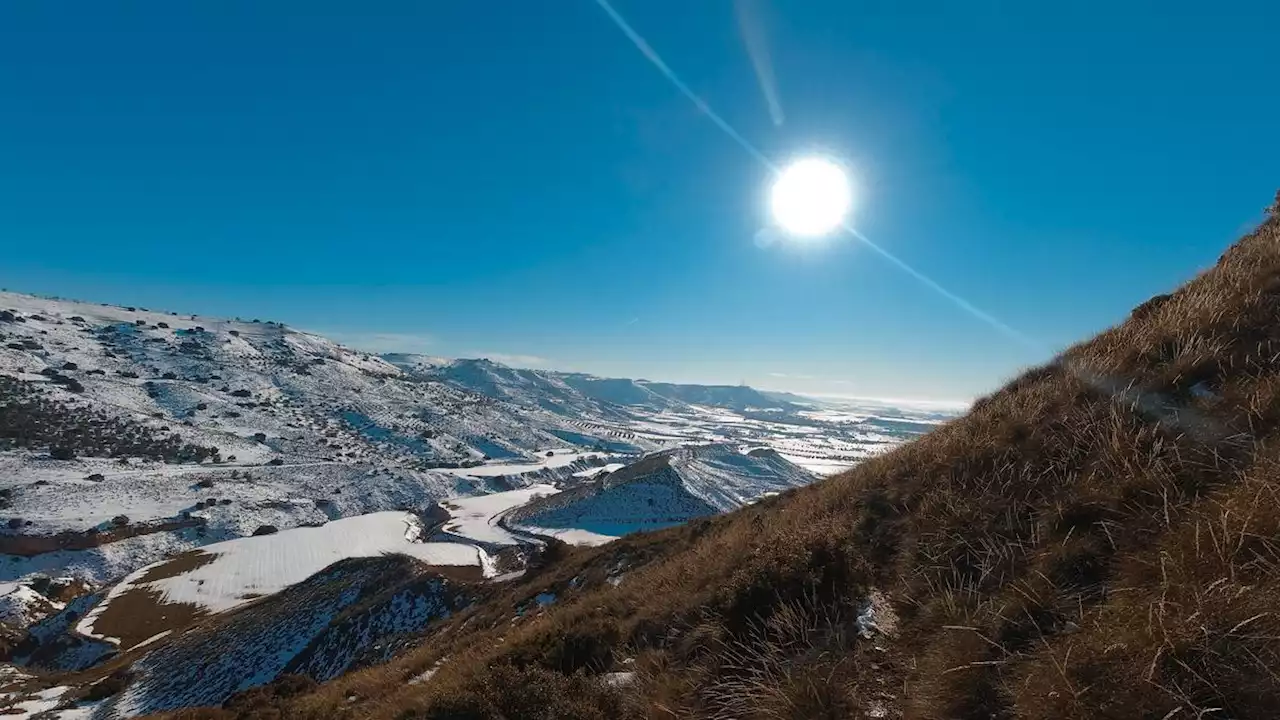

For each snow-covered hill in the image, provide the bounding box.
[509,444,815,542]
[0,292,641,589]
[396,358,634,421]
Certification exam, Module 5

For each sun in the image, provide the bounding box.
[769,157,853,237]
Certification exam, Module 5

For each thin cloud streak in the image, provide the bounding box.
[735,0,785,125]
[317,330,436,354]
[475,352,553,368]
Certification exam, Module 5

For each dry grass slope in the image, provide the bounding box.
[162,208,1280,719]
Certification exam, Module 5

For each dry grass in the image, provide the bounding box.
[162,209,1280,719]
[90,551,217,649]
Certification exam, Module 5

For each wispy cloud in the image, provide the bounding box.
[318,331,436,354]
[767,372,815,380]
[476,352,552,368]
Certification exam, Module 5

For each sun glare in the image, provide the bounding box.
[769,157,852,238]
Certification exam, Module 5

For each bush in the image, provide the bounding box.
[230,389,251,398]
[267,458,283,466]
[111,515,129,526]
[252,432,267,443]
[7,518,22,530]
[61,362,77,371]
[83,669,132,701]
[252,525,278,536]
[1,376,218,464]
[86,473,104,482]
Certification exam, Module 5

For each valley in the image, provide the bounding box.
[0,290,954,717]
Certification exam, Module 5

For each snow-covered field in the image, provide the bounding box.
[79,511,483,631]
[437,485,559,548]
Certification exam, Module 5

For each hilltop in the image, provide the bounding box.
[153,207,1280,719]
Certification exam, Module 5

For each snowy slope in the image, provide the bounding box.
[78,511,482,629]
[98,555,469,717]
[509,445,814,541]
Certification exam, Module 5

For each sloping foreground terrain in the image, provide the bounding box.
[138,207,1280,719]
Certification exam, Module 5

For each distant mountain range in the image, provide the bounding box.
[386,356,797,416]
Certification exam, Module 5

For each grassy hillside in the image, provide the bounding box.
[168,208,1280,719]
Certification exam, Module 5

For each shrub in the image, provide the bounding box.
[48,445,75,460]
[111,515,129,526]
[83,670,132,701]
[7,518,22,530]
[86,473,104,482]
[252,525,278,536]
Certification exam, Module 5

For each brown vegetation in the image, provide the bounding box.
[161,210,1280,718]
[0,516,205,557]
[89,551,217,649]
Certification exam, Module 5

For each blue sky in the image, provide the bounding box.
[1,1,1276,401]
